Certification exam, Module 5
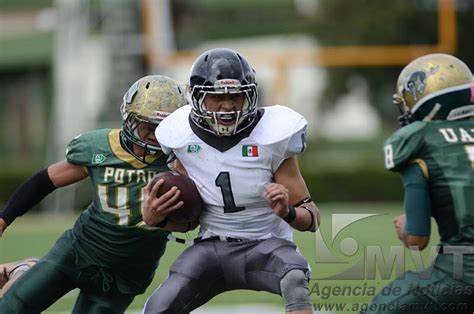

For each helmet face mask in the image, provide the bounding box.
[120,75,188,163]
[394,53,473,126]
[121,114,160,155]
[189,48,258,136]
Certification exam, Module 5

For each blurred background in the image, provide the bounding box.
[1,0,474,210]
[1,0,473,312]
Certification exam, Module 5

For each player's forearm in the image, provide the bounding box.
[286,203,320,232]
[0,169,56,227]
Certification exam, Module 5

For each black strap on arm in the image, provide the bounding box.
[282,205,297,223]
[302,205,315,231]
[294,197,313,207]
[0,168,56,225]
[294,196,315,231]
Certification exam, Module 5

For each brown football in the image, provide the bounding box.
[150,171,203,223]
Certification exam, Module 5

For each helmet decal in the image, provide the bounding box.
[404,71,428,102]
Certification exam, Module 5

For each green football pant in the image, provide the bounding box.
[365,267,474,313]
[0,232,135,313]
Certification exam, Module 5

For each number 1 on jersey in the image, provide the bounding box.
[215,172,245,213]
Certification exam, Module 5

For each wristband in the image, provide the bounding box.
[283,205,297,223]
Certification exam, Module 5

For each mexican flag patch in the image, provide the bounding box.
[242,145,258,157]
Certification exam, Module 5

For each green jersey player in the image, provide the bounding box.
[0,75,193,313]
[367,54,474,313]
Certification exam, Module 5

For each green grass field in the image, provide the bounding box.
[0,203,440,313]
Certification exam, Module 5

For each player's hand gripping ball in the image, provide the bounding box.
[150,171,203,223]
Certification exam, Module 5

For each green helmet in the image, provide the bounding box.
[120,75,188,162]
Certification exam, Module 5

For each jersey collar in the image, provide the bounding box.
[189,108,264,152]
[109,129,161,168]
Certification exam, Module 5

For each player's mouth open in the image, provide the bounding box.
[217,114,236,125]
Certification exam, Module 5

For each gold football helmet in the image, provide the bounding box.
[393,53,473,125]
[120,75,188,162]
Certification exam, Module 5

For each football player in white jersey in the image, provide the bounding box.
[142,48,320,314]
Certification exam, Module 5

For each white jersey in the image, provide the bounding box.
[156,105,307,240]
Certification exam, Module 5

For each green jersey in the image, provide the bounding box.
[65,128,170,293]
[384,120,474,283]
[384,120,474,244]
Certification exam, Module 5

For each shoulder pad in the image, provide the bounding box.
[384,121,427,172]
[155,105,193,153]
[66,129,112,166]
[252,105,307,145]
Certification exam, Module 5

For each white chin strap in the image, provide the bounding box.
[210,111,241,136]
[422,103,442,122]
[216,123,236,136]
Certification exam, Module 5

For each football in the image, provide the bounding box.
[150,171,203,223]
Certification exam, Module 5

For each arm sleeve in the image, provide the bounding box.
[0,169,56,225]
[402,163,431,236]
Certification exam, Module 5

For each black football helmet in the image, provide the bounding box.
[188,48,258,136]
